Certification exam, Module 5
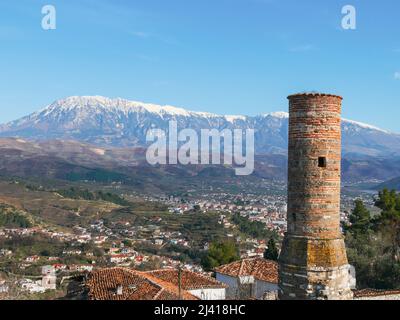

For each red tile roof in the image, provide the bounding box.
[215,258,278,284]
[353,289,400,298]
[86,268,198,300]
[146,269,227,290]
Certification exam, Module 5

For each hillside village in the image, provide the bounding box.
[0,179,377,300]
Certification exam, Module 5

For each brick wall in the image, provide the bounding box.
[278,93,353,300]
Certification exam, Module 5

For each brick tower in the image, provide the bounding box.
[278,93,354,300]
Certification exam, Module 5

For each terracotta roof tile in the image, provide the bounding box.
[86,268,198,300]
[215,258,278,284]
[353,289,400,298]
[146,269,227,290]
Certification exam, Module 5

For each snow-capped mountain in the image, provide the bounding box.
[0,96,399,157]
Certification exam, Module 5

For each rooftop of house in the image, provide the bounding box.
[146,269,228,290]
[215,258,278,284]
[85,268,198,300]
[353,288,400,298]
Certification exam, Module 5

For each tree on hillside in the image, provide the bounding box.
[264,238,279,261]
[375,189,399,212]
[201,240,239,271]
[347,199,372,235]
[346,190,400,289]
[373,189,400,262]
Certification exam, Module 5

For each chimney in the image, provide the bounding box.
[117,284,123,296]
[278,93,354,300]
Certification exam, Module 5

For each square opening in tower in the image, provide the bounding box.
[318,157,327,168]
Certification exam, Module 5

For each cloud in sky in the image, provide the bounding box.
[395,72,400,80]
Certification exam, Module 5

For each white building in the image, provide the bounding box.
[42,275,57,290]
[20,279,46,294]
[110,254,134,264]
[41,265,57,290]
[215,258,279,300]
[0,281,9,294]
[42,265,56,276]
[69,265,94,272]
[0,249,12,256]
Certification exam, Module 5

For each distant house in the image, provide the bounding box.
[42,265,56,276]
[153,239,164,246]
[215,258,279,300]
[0,249,12,257]
[25,255,40,263]
[20,279,46,294]
[42,275,57,290]
[0,281,9,294]
[110,254,134,264]
[38,266,58,290]
[52,264,67,271]
[63,250,82,256]
[93,236,108,244]
[146,269,227,300]
[69,265,94,272]
[109,247,120,254]
[48,256,59,261]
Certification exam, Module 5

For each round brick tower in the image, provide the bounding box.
[278,93,354,300]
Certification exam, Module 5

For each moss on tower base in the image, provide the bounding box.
[279,235,354,300]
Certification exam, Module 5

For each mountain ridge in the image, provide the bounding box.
[1,96,399,157]
[4,95,395,131]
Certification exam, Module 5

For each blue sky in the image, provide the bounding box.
[0,0,399,132]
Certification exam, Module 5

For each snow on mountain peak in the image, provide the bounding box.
[41,96,220,118]
[342,118,391,134]
[263,111,289,119]
[2,96,396,142]
[224,115,248,122]
[0,95,398,157]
